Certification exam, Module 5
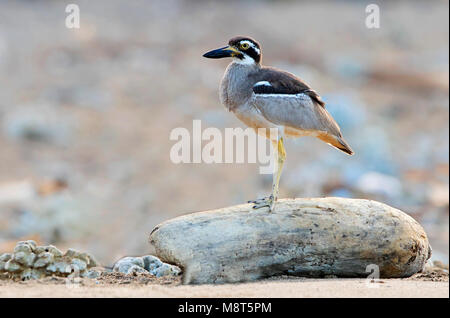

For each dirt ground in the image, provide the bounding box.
[0,270,448,298]
[0,0,448,268]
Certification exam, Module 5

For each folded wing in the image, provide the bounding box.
[249,67,354,155]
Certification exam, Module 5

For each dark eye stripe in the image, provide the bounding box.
[244,47,260,63]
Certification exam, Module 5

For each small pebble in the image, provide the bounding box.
[71,258,87,271]
[150,263,181,277]
[113,256,145,274]
[5,260,21,272]
[0,253,12,262]
[33,252,54,268]
[13,251,36,267]
[127,265,148,275]
[143,255,163,271]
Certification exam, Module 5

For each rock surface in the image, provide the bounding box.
[149,198,432,284]
[113,255,181,277]
[0,241,98,280]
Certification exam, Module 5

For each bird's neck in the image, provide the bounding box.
[220,61,259,111]
[225,60,260,79]
[231,56,261,67]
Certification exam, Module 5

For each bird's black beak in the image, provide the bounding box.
[203,45,241,59]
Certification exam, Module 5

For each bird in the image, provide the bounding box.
[203,36,354,212]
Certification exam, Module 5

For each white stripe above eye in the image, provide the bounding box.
[241,40,260,55]
[253,81,271,87]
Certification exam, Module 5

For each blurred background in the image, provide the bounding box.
[0,0,448,266]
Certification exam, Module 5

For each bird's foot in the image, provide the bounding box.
[248,195,275,212]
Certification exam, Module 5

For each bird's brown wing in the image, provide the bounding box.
[250,92,339,134]
[249,67,354,155]
[249,67,337,134]
[250,67,325,107]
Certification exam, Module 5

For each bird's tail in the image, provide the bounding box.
[317,133,354,155]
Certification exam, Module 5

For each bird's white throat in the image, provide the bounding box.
[232,54,256,66]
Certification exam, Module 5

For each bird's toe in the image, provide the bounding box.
[249,195,274,210]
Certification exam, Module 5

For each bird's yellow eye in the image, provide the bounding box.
[240,42,250,50]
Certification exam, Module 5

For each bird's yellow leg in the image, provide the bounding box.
[249,137,286,212]
[270,137,286,211]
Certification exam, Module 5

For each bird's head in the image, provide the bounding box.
[203,36,261,65]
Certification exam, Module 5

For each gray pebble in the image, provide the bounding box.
[127,265,148,275]
[14,243,32,254]
[142,255,163,271]
[64,249,96,268]
[24,240,37,251]
[1,241,101,280]
[33,252,54,268]
[113,256,145,274]
[150,263,181,277]
[64,248,81,259]
[35,245,63,257]
[71,258,87,272]
[5,260,22,272]
[13,251,36,267]
[47,261,71,274]
[0,254,12,271]
[20,268,45,280]
[46,245,63,257]
[83,269,102,279]
[86,254,98,267]
[0,253,12,262]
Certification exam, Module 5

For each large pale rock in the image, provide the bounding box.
[149,198,431,284]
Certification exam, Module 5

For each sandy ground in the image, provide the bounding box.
[0,0,448,268]
[0,279,447,298]
[0,272,448,298]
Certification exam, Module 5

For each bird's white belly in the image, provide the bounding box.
[232,104,279,139]
[233,104,314,140]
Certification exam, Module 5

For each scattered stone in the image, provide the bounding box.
[113,255,181,278]
[85,253,98,267]
[0,253,12,262]
[0,253,12,271]
[151,263,181,277]
[83,267,104,279]
[127,265,147,275]
[4,260,21,272]
[13,251,36,267]
[113,257,144,274]
[46,261,72,274]
[142,255,163,271]
[14,242,33,254]
[20,268,45,280]
[0,240,99,280]
[71,258,87,272]
[35,245,63,258]
[33,252,54,268]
